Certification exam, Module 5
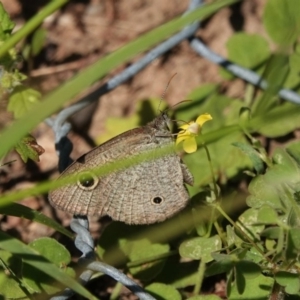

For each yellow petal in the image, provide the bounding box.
[178,129,192,138]
[196,113,213,127]
[183,137,197,153]
[176,135,185,145]
[176,131,190,145]
[179,123,190,130]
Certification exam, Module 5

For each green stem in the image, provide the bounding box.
[193,259,206,295]
[127,250,177,268]
[202,143,229,248]
[216,205,272,263]
[244,83,255,107]
[213,220,229,251]
[205,207,215,237]
[0,0,69,58]
[110,281,123,300]
[202,143,218,199]
[201,141,229,250]
[0,258,33,299]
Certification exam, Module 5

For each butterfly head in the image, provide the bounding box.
[151,111,172,132]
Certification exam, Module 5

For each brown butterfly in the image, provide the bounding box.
[49,112,193,224]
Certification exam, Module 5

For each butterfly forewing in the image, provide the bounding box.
[49,114,193,224]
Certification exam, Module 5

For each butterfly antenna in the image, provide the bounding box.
[170,99,192,109]
[157,73,177,113]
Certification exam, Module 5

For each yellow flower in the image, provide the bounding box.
[176,113,212,153]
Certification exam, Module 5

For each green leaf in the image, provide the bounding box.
[244,247,265,264]
[155,257,198,289]
[97,222,147,266]
[8,86,41,119]
[238,208,265,241]
[294,191,300,205]
[0,250,28,299]
[97,221,174,278]
[228,273,274,299]
[287,141,300,167]
[238,107,252,129]
[226,33,270,69]
[0,232,96,299]
[175,83,219,122]
[286,228,300,260]
[211,253,233,262]
[187,295,222,300]
[179,235,222,262]
[30,237,71,265]
[253,53,290,114]
[96,98,165,145]
[194,217,209,237]
[263,0,300,46]
[247,148,300,211]
[265,239,276,251]
[227,270,233,297]
[227,225,242,247]
[232,142,264,174]
[205,259,234,277]
[257,205,278,224]
[0,69,26,90]
[235,264,246,294]
[260,227,281,240]
[235,261,261,279]
[247,173,282,209]
[275,271,300,295]
[0,202,73,239]
[0,0,69,60]
[125,239,169,281]
[31,27,47,56]
[285,282,300,295]
[15,134,45,163]
[251,98,300,138]
[145,282,181,300]
[276,228,285,259]
[288,208,300,228]
[230,248,248,260]
[0,3,15,40]
[23,237,75,294]
[284,52,300,89]
[220,33,269,79]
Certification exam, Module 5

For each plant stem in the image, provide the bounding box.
[244,83,255,107]
[215,205,272,263]
[0,0,69,58]
[202,143,218,199]
[193,259,206,295]
[0,258,33,299]
[213,220,229,252]
[127,250,177,268]
[110,281,123,300]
